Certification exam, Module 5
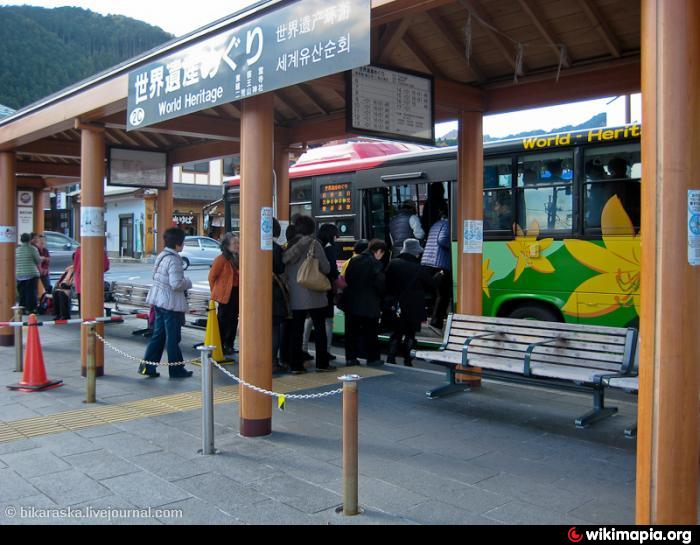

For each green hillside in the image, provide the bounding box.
[0,5,173,109]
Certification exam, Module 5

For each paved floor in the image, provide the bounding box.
[0,321,640,525]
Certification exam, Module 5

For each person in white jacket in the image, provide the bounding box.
[140,228,193,379]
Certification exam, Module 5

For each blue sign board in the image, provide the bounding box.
[127,0,371,131]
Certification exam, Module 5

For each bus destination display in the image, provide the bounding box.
[348,66,434,145]
[320,183,352,214]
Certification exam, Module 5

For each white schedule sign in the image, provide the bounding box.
[689,189,700,266]
[349,66,434,145]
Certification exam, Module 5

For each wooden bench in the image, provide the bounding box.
[601,347,639,438]
[414,314,638,430]
[110,282,210,331]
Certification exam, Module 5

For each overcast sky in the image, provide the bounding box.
[3,1,641,137]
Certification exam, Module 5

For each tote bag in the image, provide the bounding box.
[297,243,331,292]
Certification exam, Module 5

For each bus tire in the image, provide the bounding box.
[182,257,190,271]
[507,303,562,323]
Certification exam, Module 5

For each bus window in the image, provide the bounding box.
[517,151,574,232]
[484,190,514,233]
[290,178,313,219]
[484,158,512,189]
[583,144,641,234]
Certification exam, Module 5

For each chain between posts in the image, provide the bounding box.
[94,331,202,367]
[212,361,343,401]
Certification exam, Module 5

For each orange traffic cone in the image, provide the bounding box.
[7,315,63,393]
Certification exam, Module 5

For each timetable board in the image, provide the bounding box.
[348,65,434,145]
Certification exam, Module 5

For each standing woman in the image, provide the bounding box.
[15,233,41,314]
[32,233,52,294]
[140,228,193,379]
[209,233,240,356]
[283,216,333,374]
[302,223,340,360]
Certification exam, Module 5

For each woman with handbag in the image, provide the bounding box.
[208,233,240,356]
[282,216,333,374]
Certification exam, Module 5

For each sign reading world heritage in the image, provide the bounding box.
[127,0,371,130]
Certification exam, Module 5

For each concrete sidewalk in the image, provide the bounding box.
[0,321,639,525]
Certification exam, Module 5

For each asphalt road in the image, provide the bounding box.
[105,262,213,292]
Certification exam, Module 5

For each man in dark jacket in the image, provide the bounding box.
[389,201,425,256]
[272,219,290,374]
[385,239,436,367]
[342,239,387,367]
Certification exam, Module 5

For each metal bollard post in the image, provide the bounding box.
[198,345,217,456]
[12,306,23,373]
[85,322,97,404]
[340,374,362,517]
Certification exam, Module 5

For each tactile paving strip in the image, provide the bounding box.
[0,366,389,444]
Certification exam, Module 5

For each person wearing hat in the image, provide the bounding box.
[385,239,437,367]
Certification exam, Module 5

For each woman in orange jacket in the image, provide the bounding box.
[208,233,240,355]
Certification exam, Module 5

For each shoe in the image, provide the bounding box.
[272,364,288,376]
[170,370,194,379]
[328,354,337,361]
[386,339,400,365]
[138,364,160,378]
[403,338,418,368]
[316,365,337,373]
[290,368,307,375]
[301,351,314,362]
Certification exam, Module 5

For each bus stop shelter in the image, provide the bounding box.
[0,0,696,524]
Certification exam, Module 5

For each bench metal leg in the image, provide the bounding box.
[427,370,471,399]
[625,423,637,439]
[575,388,618,428]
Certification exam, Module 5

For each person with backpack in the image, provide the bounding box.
[389,200,425,257]
[385,239,437,367]
[139,228,193,379]
[282,216,333,374]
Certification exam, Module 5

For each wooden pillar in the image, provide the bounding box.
[156,168,174,253]
[33,190,45,233]
[79,126,106,377]
[274,145,290,222]
[637,0,700,524]
[457,111,484,387]
[240,93,274,437]
[0,152,17,347]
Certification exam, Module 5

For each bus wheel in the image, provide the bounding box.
[182,257,190,271]
[507,303,561,323]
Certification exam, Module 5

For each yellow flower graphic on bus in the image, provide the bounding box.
[507,221,556,282]
[562,196,641,318]
[483,259,495,298]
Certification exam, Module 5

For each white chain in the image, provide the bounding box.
[213,361,343,400]
[94,332,201,367]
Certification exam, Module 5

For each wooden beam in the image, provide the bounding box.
[516,0,571,68]
[402,31,448,78]
[15,177,47,190]
[169,141,240,165]
[274,91,305,121]
[378,18,412,64]
[424,10,485,82]
[102,112,240,142]
[16,161,81,178]
[486,57,640,114]
[578,0,622,58]
[371,0,455,27]
[286,114,350,146]
[297,84,330,116]
[457,0,523,75]
[17,139,81,159]
[435,79,486,115]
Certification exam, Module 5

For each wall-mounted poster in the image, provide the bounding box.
[108,148,168,189]
[348,65,435,145]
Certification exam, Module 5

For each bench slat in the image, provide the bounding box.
[446,335,626,360]
[451,314,632,337]
[451,322,627,346]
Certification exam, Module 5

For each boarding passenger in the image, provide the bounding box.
[386,239,437,367]
[422,208,452,331]
[283,216,333,374]
[422,183,448,234]
[272,219,291,375]
[139,228,193,379]
[343,239,387,367]
[302,223,340,362]
[389,200,425,256]
[16,233,41,314]
[209,233,240,357]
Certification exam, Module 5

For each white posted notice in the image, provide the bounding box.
[0,226,17,244]
[81,207,105,238]
[689,190,700,266]
[261,207,273,251]
[463,220,484,254]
